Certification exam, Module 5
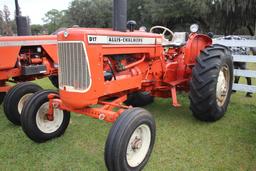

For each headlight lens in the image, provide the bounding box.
[190,24,199,33]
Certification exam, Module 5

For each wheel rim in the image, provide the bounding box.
[18,93,33,114]
[36,102,64,134]
[216,65,230,107]
[126,124,151,168]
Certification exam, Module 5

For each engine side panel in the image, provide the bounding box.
[0,47,20,70]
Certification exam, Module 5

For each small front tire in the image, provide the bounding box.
[21,90,70,143]
[4,82,42,125]
[105,108,156,171]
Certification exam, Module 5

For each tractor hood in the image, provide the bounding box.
[57,28,163,45]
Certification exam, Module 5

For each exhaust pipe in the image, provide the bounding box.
[113,0,127,32]
[15,0,31,36]
[15,0,21,16]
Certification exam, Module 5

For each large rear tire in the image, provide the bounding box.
[21,90,70,143]
[105,108,156,171]
[124,92,154,107]
[4,82,42,125]
[189,44,233,122]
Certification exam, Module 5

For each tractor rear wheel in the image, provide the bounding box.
[4,82,42,125]
[124,92,154,107]
[0,92,5,105]
[189,44,233,122]
[21,90,70,143]
[48,75,59,88]
[105,108,156,171]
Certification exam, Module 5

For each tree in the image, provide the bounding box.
[43,9,66,33]
[31,24,45,35]
[0,10,4,35]
[1,5,13,36]
[210,0,256,35]
[41,0,256,35]
[65,0,112,28]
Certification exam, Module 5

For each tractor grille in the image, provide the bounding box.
[58,42,90,92]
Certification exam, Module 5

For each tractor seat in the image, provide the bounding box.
[104,71,113,81]
[163,32,187,47]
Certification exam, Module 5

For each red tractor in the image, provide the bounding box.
[0,0,59,126]
[19,0,233,170]
[0,35,59,125]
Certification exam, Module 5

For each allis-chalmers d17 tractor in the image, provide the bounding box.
[0,35,59,125]
[19,0,233,170]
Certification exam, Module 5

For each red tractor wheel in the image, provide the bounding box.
[21,90,70,143]
[189,44,233,122]
[105,108,156,171]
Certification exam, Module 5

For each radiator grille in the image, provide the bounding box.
[58,42,90,92]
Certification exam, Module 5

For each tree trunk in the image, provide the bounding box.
[254,19,256,36]
[247,25,254,36]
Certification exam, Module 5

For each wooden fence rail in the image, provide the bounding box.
[213,38,256,93]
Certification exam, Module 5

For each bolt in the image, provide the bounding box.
[52,103,59,108]
[99,114,105,120]
[132,138,142,151]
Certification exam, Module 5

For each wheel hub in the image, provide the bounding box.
[131,137,143,151]
[36,102,64,134]
[18,93,33,114]
[216,65,230,107]
[126,124,151,167]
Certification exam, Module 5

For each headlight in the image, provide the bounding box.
[190,24,199,33]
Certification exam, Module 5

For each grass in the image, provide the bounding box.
[0,78,256,171]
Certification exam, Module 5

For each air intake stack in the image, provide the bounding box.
[113,0,127,32]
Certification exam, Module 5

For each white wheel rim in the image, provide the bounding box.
[18,93,33,114]
[126,124,151,168]
[36,102,64,134]
[216,65,230,107]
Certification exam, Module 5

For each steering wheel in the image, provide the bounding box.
[150,26,174,41]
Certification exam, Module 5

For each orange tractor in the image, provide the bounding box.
[0,35,58,125]
[20,0,233,170]
[0,0,59,126]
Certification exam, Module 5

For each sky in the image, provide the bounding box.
[0,0,72,24]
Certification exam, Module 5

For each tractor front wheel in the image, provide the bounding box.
[105,108,156,171]
[21,90,70,143]
[189,44,233,122]
[4,82,42,125]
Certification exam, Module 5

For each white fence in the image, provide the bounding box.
[213,38,256,93]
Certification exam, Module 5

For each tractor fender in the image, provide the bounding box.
[184,33,212,65]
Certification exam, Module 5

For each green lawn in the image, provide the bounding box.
[0,78,256,171]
